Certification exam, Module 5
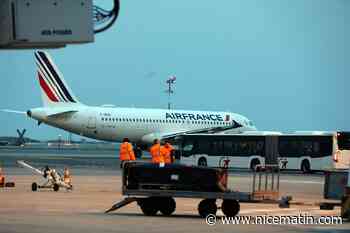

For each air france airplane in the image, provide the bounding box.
[5,51,256,148]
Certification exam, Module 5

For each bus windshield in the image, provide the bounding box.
[337,132,350,150]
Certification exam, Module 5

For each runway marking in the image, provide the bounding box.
[237,207,321,215]
[238,208,298,215]
[280,180,323,184]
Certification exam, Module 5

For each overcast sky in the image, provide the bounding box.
[0,0,348,140]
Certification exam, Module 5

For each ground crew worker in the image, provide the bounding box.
[0,167,5,187]
[161,141,174,164]
[63,167,72,186]
[149,139,165,164]
[119,138,136,168]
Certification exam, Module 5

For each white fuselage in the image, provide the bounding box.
[28,105,256,145]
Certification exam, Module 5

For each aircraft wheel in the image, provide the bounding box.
[198,199,217,218]
[53,183,60,192]
[138,197,159,216]
[31,182,38,192]
[221,199,240,217]
[159,197,176,216]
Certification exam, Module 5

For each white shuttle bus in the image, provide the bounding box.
[175,131,350,173]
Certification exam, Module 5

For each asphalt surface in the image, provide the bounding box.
[0,148,348,232]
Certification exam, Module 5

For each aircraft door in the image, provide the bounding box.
[87,116,97,129]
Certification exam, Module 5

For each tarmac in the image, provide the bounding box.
[0,149,349,232]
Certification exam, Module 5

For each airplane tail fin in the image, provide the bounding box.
[34,51,82,107]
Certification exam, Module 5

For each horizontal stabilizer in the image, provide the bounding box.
[1,109,26,114]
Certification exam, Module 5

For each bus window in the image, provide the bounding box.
[337,132,350,150]
[319,138,332,155]
[279,137,301,156]
[302,140,313,156]
[256,140,265,155]
[182,140,196,157]
[239,141,249,155]
[232,141,240,155]
[183,142,193,152]
[195,139,208,154]
[209,140,223,155]
[223,140,232,155]
[313,141,320,153]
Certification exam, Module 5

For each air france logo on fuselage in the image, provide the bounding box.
[166,112,225,121]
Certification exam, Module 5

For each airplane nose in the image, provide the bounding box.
[27,110,32,117]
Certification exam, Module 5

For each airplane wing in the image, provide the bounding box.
[141,121,243,144]
[160,122,243,140]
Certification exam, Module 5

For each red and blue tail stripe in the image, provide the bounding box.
[35,51,77,103]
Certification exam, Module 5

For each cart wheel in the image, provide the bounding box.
[53,183,60,192]
[198,199,217,218]
[138,198,159,216]
[221,199,240,217]
[31,182,38,192]
[159,197,176,216]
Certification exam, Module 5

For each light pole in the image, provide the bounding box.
[165,75,176,110]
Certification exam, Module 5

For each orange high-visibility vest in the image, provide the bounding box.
[64,170,72,184]
[0,175,5,185]
[150,143,164,163]
[161,144,174,164]
[119,142,136,161]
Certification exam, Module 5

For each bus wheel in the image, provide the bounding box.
[221,199,240,217]
[198,199,217,218]
[198,157,207,167]
[301,160,311,173]
[250,159,260,171]
[159,197,176,216]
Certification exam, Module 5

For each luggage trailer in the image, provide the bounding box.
[105,163,290,217]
